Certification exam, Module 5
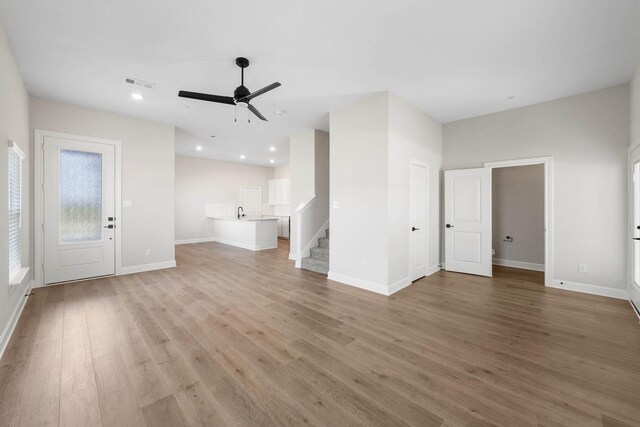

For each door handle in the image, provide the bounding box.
[634,238,640,241]
[103,224,115,229]
[445,224,454,228]
[412,227,420,231]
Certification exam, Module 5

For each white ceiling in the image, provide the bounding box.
[2,0,639,166]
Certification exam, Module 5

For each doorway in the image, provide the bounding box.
[35,130,122,286]
[240,186,262,217]
[491,164,545,284]
[444,157,552,285]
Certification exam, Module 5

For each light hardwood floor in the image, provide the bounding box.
[1,241,639,426]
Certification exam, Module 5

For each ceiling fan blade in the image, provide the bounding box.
[247,104,268,121]
[178,91,235,105]
[238,82,281,102]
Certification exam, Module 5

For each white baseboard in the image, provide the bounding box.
[427,264,441,276]
[388,277,412,295]
[327,271,391,296]
[0,279,33,360]
[289,253,297,261]
[493,258,544,272]
[548,279,628,300]
[119,260,177,276]
[175,237,216,245]
[630,300,640,321]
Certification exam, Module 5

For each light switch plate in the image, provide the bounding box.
[332,201,340,209]
[123,200,133,208]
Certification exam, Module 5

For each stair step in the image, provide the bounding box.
[318,237,329,248]
[310,246,329,261]
[301,257,329,275]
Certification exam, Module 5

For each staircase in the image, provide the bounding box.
[301,229,329,275]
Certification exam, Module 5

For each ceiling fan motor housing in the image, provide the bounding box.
[234,85,251,102]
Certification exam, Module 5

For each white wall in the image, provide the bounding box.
[492,165,544,267]
[330,92,443,294]
[274,164,290,179]
[330,94,390,289]
[387,93,443,285]
[444,85,629,293]
[175,155,274,242]
[0,19,31,353]
[30,97,176,270]
[632,66,640,150]
[289,129,318,257]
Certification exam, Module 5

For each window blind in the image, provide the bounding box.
[8,142,23,280]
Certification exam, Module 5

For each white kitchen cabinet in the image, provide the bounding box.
[277,217,290,239]
[268,179,290,206]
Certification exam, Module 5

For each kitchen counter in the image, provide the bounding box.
[206,215,278,251]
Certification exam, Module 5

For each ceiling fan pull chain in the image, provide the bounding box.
[234,105,237,123]
[248,108,250,123]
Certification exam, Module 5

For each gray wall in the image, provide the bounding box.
[444,84,629,291]
[492,164,544,266]
[0,19,31,351]
[30,97,176,269]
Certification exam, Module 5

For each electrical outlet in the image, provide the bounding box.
[145,249,151,256]
[579,264,587,273]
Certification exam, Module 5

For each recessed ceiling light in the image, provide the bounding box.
[269,146,276,151]
[269,159,275,164]
[274,109,286,115]
[195,145,203,151]
[131,93,144,100]
[240,154,246,160]
[507,95,515,100]
[210,135,216,138]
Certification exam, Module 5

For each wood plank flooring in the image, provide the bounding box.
[1,240,639,426]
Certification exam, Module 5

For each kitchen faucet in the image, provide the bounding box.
[237,206,244,219]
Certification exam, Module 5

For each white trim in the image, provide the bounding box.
[0,280,33,360]
[8,267,30,291]
[288,253,297,261]
[492,258,545,272]
[484,156,553,286]
[388,277,412,295]
[175,237,217,245]
[118,260,176,276]
[427,264,441,276]
[296,218,329,269]
[548,279,628,300]
[328,271,391,295]
[630,300,640,321]
[34,130,123,287]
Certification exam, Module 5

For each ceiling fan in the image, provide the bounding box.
[178,57,281,122]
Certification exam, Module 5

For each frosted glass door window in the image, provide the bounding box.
[59,149,103,243]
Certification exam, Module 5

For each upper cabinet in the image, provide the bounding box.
[268,178,290,206]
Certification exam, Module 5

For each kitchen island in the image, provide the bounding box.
[206,216,279,251]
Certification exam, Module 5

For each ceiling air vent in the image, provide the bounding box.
[125,77,155,89]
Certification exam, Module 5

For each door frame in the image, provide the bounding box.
[627,145,640,319]
[409,159,429,282]
[483,156,553,286]
[34,130,122,287]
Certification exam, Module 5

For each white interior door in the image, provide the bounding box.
[444,168,492,277]
[240,186,262,216]
[630,147,640,313]
[43,136,115,284]
[410,163,428,281]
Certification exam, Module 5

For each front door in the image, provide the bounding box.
[630,147,640,313]
[410,163,428,281]
[43,136,116,284]
[444,167,492,277]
